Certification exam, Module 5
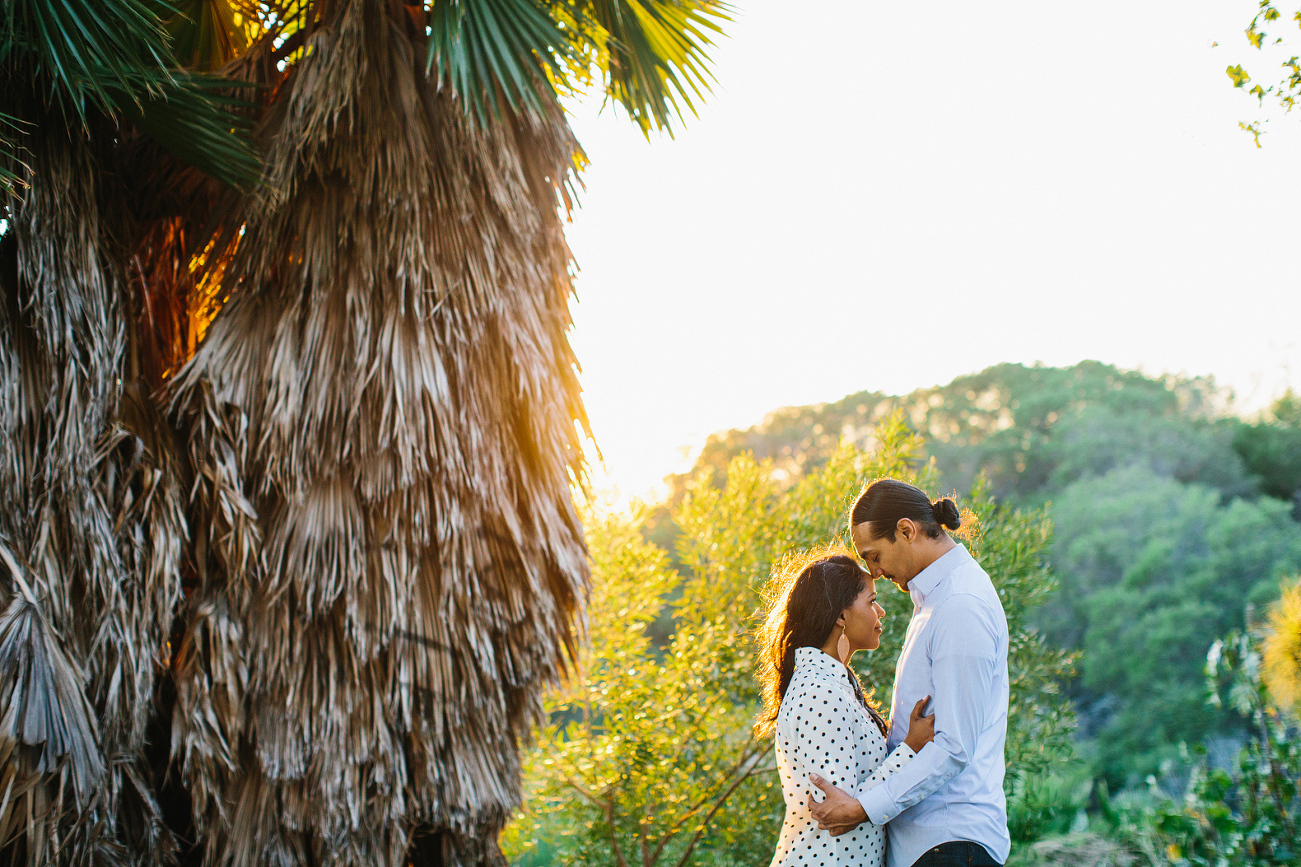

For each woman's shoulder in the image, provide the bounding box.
[782,659,840,699]
[777,662,860,725]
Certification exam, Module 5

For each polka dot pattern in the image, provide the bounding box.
[770,647,916,867]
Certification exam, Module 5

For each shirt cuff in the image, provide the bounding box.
[856,743,915,824]
[857,785,896,825]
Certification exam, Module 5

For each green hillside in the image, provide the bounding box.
[666,361,1301,786]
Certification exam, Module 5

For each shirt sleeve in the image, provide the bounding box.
[857,596,1000,824]
[786,679,874,805]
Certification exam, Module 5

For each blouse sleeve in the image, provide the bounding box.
[855,742,916,802]
[785,679,870,804]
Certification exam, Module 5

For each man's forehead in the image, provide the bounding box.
[854,538,881,557]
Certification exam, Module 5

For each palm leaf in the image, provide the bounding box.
[116,71,261,190]
[1,112,187,861]
[0,110,30,194]
[167,2,591,861]
[0,0,175,118]
[583,0,731,135]
[165,0,256,72]
[0,0,261,189]
[427,0,574,123]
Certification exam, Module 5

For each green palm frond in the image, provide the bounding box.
[423,0,730,134]
[0,0,260,189]
[428,0,575,123]
[0,0,175,118]
[585,0,731,135]
[117,71,260,189]
[165,0,255,72]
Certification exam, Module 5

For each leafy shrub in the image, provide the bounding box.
[1007,767,1091,845]
[1092,605,1301,867]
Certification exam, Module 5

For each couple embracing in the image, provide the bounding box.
[757,479,1009,867]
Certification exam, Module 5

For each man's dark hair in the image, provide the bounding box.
[850,478,961,542]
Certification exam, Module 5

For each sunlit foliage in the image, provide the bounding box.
[1049,468,1301,785]
[670,362,1246,508]
[1229,2,1301,144]
[1234,390,1301,505]
[1262,580,1301,717]
[662,363,1301,793]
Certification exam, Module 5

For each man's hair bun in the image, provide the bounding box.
[852,479,972,542]
[930,498,961,530]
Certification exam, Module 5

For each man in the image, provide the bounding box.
[807,478,1010,867]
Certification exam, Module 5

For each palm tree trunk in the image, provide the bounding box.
[168,1,589,864]
[0,106,184,866]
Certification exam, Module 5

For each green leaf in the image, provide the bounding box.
[0,110,31,194]
[1,0,176,119]
[0,0,260,188]
[427,0,573,125]
[118,72,261,189]
[584,0,732,136]
[165,0,253,72]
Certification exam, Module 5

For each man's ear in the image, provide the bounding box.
[897,517,915,542]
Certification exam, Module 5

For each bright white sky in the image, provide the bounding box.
[561,0,1301,501]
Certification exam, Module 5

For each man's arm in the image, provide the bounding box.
[807,741,916,834]
[807,697,931,834]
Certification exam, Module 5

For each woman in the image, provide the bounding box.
[757,547,934,867]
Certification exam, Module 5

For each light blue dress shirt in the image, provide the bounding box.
[854,543,1011,867]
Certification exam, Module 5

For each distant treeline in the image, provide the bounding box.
[659,361,1301,787]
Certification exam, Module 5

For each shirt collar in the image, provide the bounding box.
[793,645,853,683]
[907,542,973,607]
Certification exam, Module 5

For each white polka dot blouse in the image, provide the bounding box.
[769,646,916,867]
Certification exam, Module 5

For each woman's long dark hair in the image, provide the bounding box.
[850,478,961,541]
[755,545,887,738]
